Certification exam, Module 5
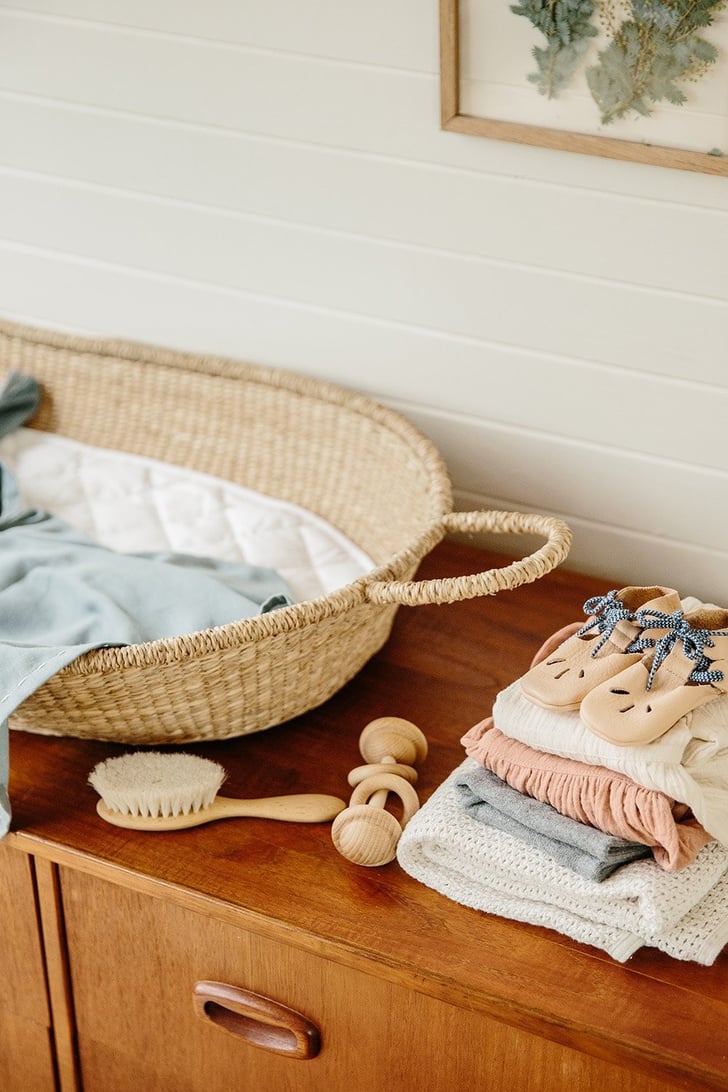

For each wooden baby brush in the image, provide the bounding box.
[89,751,346,831]
[331,717,427,867]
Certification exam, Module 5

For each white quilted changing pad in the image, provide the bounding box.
[0,428,376,603]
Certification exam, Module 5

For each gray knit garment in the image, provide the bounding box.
[455,763,651,882]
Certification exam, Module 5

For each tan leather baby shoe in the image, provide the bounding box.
[580,608,728,746]
[520,585,682,711]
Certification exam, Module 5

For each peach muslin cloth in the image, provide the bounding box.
[461,719,712,871]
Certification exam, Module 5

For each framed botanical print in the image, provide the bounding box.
[440,0,728,174]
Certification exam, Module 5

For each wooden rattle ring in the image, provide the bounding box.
[348,774,420,824]
[333,718,428,868]
[331,775,421,867]
[347,762,417,788]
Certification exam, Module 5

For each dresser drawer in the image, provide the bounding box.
[58,867,678,1092]
[0,843,57,1091]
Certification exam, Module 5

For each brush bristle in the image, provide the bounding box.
[88,752,226,818]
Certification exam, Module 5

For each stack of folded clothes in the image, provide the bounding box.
[397,586,728,963]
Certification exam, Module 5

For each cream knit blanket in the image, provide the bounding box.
[397,760,728,964]
[492,681,728,847]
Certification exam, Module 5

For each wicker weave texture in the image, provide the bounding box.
[0,322,572,744]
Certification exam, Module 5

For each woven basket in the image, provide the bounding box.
[0,321,572,745]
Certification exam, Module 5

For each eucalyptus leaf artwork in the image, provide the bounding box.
[510,0,600,96]
[510,0,727,123]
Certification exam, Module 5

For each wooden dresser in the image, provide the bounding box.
[4,542,727,1091]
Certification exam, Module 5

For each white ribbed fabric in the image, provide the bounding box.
[397,760,728,965]
[492,681,728,847]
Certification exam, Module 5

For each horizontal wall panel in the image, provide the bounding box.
[1,98,728,307]
[2,9,728,214]
[453,490,728,610]
[0,238,726,472]
[0,0,436,71]
[0,12,433,152]
[401,406,725,556]
[2,0,728,606]
[1,171,726,392]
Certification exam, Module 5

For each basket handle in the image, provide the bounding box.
[363,510,572,607]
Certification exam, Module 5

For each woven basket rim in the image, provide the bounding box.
[0,318,451,479]
[0,321,455,676]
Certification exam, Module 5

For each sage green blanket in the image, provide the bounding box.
[0,372,292,835]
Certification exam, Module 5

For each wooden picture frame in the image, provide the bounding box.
[439,0,728,176]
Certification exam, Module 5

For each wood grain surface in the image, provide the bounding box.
[7,542,728,1090]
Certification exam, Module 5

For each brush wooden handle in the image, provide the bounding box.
[97,793,346,831]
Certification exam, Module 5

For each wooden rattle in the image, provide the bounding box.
[331,717,428,867]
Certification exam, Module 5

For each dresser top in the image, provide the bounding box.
[8,541,728,1089]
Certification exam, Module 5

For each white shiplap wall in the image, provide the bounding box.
[0,1,727,603]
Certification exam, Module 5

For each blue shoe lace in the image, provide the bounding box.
[634,609,728,691]
[575,590,664,659]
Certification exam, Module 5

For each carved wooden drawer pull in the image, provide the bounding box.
[193,980,321,1060]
